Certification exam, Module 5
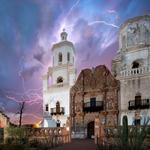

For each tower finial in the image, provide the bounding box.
[60,29,68,41]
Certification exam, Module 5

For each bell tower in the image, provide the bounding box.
[42,29,76,127]
[51,29,76,86]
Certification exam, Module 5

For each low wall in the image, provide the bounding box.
[28,127,70,144]
[4,126,70,148]
[96,125,150,147]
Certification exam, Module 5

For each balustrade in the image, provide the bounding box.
[120,66,150,77]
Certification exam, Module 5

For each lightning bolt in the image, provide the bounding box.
[59,0,80,32]
[88,20,119,28]
[65,0,80,19]
[1,1,82,125]
[4,88,43,124]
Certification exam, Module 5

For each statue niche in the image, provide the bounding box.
[139,22,150,44]
[127,23,140,47]
[121,35,126,49]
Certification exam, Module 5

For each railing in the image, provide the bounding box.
[51,107,65,115]
[120,66,150,77]
[83,101,103,112]
[128,99,150,110]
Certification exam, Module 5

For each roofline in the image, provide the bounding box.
[119,14,150,32]
[51,40,75,52]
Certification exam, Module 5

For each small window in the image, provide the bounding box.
[58,53,62,63]
[135,93,141,107]
[90,97,96,107]
[132,61,140,69]
[56,120,61,127]
[134,119,140,125]
[56,101,60,113]
[45,104,48,111]
[57,76,63,83]
[67,52,70,62]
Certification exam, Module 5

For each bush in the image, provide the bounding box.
[6,126,29,145]
[98,116,150,150]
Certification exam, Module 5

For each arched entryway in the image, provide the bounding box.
[87,121,95,139]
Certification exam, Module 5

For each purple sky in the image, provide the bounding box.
[0,0,150,124]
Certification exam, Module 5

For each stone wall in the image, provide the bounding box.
[4,127,70,146]
[28,127,70,144]
[70,65,119,138]
[0,111,9,128]
[96,125,150,147]
[112,15,150,125]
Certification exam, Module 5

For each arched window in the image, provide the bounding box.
[58,52,62,63]
[57,76,63,83]
[135,92,141,108]
[45,104,49,111]
[67,52,70,62]
[56,101,60,114]
[56,120,61,127]
[132,61,140,69]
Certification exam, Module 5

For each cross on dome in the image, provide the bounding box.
[60,28,68,41]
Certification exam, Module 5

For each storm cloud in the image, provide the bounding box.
[0,0,150,124]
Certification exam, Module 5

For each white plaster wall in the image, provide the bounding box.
[44,88,70,114]
[120,76,150,111]
[52,115,68,127]
[120,76,150,125]
[52,68,68,84]
[124,49,149,68]
[120,110,150,125]
[43,86,70,127]
[43,118,57,127]
[43,35,76,127]
[53,45,75,67]
[43,78,48,91]
[69,73,76,86]
[113,16,150,125]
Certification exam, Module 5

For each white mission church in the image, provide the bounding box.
[41,15,150,128]
[42,29,76,127]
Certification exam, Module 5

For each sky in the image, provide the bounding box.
[0,0,150,125]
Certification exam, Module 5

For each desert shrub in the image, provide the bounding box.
[6,126,29,145]
[98,116,150,150]
[118,116,150,150]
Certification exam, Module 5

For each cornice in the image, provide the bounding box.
[51,41,75,52]
[120,14,150,32]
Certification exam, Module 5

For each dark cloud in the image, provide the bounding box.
[20,62,42,81]
[33,48,45,63]
[0,0,149,124]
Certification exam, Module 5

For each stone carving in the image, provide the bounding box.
[127,23,140,46]
[70,65,119,137]
[123,17,150,48]
[72,65,119,93]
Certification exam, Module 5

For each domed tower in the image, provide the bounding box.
[42,29,76,127]
[112,15,150,125]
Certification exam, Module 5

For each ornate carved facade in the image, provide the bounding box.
[70,65,119,138]
[112,15,150,125]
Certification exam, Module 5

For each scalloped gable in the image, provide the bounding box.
[71,65,119,93]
